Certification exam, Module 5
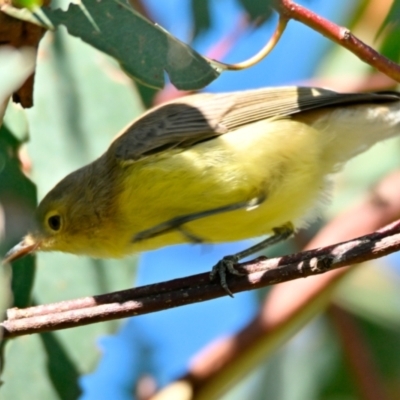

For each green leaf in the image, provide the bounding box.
[379,27,400,63]
[12,0,43,9]
[237,0,274,23]
[38,0,220,90]
[39,330,82,400]
[377,0,400,38]
[0,47,36,106]
[0,124,36,309]
[191,0,211,38]
[376,0,400,61]
[357,316,400,383]
[0,125,35,376]
[1,335,60,399]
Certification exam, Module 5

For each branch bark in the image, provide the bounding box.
[2,216,400,338]
[273,0,400,83]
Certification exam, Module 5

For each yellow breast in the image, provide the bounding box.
[109,118,330,256]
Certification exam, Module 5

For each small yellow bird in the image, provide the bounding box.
[4,86,400,293]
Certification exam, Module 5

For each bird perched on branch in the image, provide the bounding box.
[5,86,400,294]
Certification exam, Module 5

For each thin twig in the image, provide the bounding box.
[273,0,400,83]
[212,15,288,71]
[2,219,400,338]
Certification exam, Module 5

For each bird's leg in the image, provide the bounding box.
[176,226,204,244]
[210,222,294,297]
[132,194,267,243]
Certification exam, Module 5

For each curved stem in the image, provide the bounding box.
[212,15,288,71]
[273,0,400,82]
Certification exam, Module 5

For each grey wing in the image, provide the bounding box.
[113,93,232,161]
[113,86,400,162]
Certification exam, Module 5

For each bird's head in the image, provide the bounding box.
[3,167,106,263]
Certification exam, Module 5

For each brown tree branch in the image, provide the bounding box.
[329,305,390,400]
[273,0,400,83]
[2,217,400,338]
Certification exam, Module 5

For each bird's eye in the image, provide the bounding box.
[47,214,62,231]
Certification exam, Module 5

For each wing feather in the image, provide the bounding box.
[113,87,400,162]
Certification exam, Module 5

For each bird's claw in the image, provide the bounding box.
[210,255,244,297]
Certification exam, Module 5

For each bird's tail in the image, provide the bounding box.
[307,101,400,170]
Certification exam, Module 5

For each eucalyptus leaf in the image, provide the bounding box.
[38,0,220,90]
[376,0,400,39]
[0,47,36,110]
[237,0,274,23]
[191,0,211,38]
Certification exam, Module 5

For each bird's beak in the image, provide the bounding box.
[2,236,40,264]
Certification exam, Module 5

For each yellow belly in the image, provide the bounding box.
[109,118,330,256]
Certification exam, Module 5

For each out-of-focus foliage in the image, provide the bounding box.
[378,0,400,35]
[189,0,275,39]
[0,28,141,398]
[1,1,400,400]
[0,125,35,378]
[12,0,44,9]
[190,0,211,38]
[0,47,36,116]
[237,0,274,23]
[377,0,400,62]
[0,47,37,372]
[0,125,36,309]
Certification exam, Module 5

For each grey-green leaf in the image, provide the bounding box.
[39,0,220,90]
